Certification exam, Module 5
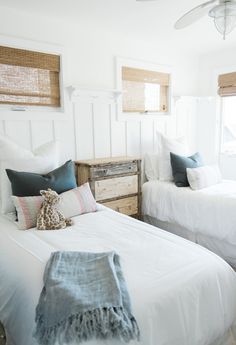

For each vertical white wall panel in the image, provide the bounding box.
[126,121,141,156]
[5,120,32,149]
[110,103,126,157]
[30,120,54,149]
[74,102,94,160]
[141,120,154,155]
[93,102,111,158]
[54,118,75,163]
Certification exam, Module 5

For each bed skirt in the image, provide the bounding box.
[143,215,236,269]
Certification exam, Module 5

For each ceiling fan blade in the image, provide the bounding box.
[175,0,217,29]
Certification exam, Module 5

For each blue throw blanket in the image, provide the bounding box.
[34,251,140,344]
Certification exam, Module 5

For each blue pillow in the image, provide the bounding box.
[170,152,203,187]
[6,160,77,197]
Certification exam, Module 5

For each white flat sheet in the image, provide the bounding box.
[1,208,236,345]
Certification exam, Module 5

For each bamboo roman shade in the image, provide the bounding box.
[218,72,236,97]
[122,66,170,113]
[0,46,61,107]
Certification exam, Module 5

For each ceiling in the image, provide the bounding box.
[1,0,236,56]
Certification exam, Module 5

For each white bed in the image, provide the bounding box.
[142,179,236,268]
[1,207,236,345]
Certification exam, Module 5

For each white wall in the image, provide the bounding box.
[0,6,200,161]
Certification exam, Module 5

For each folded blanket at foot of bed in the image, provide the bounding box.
[34,251,140,345]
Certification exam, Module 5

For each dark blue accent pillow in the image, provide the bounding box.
[170,152,203,187]
[6,160,77,197]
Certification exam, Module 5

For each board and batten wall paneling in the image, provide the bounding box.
[73,101,95,160]
[110,102,126,157]
[5,120,32,150]
[0,88,200,164]
[30,120,55,149]
[93,102,111,158]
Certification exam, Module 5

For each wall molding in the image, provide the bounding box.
[67,86,122,103]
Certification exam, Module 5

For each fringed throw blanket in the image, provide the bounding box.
[34,251,140,345]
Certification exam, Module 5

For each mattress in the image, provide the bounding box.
[0,207,236,345]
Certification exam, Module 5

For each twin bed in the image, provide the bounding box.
[1,205,236,345]
[142,179,236,268]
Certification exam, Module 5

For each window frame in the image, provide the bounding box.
[219,96,236,155]
[0,35,66,118]
[214,65,236,157]
[116,57,172,121]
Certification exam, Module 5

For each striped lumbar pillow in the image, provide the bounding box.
[12,183,97,230]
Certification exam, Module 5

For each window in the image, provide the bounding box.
[221,97,236,154]
[219,72,236,153]
[122,66,170,113]
[0,46,61,108]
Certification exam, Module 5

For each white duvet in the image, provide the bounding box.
[1,207,236,345]
[142,180,236,242]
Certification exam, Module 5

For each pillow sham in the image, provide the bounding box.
[0,134,34,160]
[12,183,97,230]
[157,132,189,181]
[144,154,159,181]
[170,152,203,187]
[0,141,60,215]
[187,165,222,190]
[6,160,77,197]
[0,135,59,161]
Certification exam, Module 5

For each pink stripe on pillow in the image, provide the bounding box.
[12,195,43,230]
[18,197,31,229]
[73,188,85,214]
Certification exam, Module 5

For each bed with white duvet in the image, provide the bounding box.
[142,179,236,268]
[1,206,236,345]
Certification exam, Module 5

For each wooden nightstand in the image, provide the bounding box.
[0,323,6,345]
[75,157,141,218]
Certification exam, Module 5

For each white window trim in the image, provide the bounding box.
[214,65,236,157]
[116,57,172,121]
[0,34,67,119]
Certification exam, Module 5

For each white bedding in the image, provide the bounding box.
[1,207,236,345]
[142,179,236,244]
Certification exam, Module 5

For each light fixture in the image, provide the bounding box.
[209,2,236,39]
[137,0,236,39]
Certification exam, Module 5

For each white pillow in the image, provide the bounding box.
[0,134,34,160]
[187,165,222,190]
[0,141,59,215]
[157,132,189,181]
[144,154,159,181]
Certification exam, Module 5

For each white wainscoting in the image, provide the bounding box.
[0,88,198,162]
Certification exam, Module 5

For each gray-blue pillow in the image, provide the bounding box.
[170,152,203,187]
[6,160,77,197]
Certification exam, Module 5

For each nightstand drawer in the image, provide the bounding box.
[94,175,138,201]
[90,162,137,179]
[102,196,138,215]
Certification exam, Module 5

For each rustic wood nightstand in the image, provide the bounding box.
[75,157,142,219]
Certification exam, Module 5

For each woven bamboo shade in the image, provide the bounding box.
[122,66,169,113]
[218,72,236,97]
[0,46,60,107]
